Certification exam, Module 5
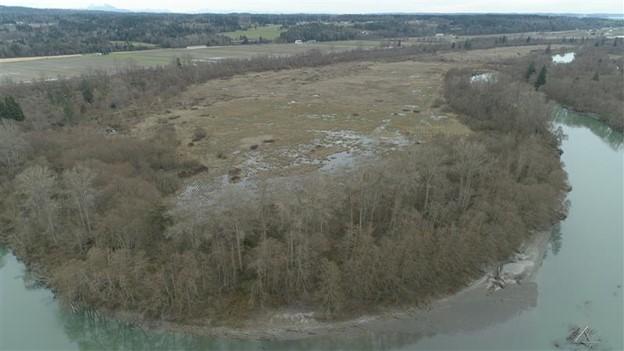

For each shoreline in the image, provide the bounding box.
[104,229,554,342]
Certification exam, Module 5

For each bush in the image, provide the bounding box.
[192,127,207,142]
[0,96,25,121]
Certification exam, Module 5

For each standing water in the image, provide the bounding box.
[552,52,576,64]
[1,109,622,350]
[406,109,623,350]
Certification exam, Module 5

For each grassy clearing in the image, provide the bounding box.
[439,44,573,63]
[128,45,563,184]
[222,25,284,40]
[132,59,470,182]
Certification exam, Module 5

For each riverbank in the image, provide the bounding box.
[101,229,554,341]
[2,110,621,351]
[1,225,557,342]
[1,47,569,346]
[0,227,554,346]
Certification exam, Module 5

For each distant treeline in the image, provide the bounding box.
[279,15,621,43]
[0,5,620,57]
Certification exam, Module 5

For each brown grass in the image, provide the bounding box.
[439,44,573,63]
[132,59,470,181]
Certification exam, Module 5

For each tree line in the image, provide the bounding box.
[504,41,624,131]
[1,5,620,57]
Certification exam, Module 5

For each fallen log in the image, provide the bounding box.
[573,326,589,344]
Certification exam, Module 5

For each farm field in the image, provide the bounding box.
[1,25,610,84]
[0,40,383,83]
[222,24,284,40]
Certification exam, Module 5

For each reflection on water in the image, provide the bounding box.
[1,109,623,351]
[554,107,624,151]
[61,311,203,351]
[0,250,246,351]
[411,108,623,350]
[548,222,563,256]
[0,247,7,270]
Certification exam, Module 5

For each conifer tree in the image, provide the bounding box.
[534,66,547,89]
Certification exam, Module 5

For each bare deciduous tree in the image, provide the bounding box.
[317,258,344,316]
[63,164,97,252]
[0,120,29,176]
[15,164,60,244]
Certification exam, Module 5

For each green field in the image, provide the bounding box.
[0,40,385,83]
[110,41,158,48]
[222,24,284,40]
[2,26,606,84]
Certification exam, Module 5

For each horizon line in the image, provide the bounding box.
[2,4,623,16]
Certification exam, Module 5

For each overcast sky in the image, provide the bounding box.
[2,0,623,14]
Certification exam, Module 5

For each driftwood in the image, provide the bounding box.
[573,326,589,344]
[487,264,506,291]
[567,325,599,349]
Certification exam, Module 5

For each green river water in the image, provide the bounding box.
[1,109,622,350]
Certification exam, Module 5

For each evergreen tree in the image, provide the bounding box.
[534,66,547,90]
[1,96,25,121]
[80,79,94,104]
[525,62,536,81]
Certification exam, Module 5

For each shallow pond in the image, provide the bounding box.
[552,52,576,64]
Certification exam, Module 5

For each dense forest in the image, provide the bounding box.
[503,42,624,131]
[1,5,621,57]
[542,47,624,131]
[0,41,568,323]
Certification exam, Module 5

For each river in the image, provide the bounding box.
[1,109,622,350]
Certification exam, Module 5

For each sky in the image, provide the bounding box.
[1,0,623,14]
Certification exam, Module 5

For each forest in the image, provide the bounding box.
[1,5,621,57]
[542,46,624,131]
[503,42,624,131]
[0,40,570,323]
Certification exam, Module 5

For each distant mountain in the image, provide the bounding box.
[86,4,131,12]
[134,8,172,13]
